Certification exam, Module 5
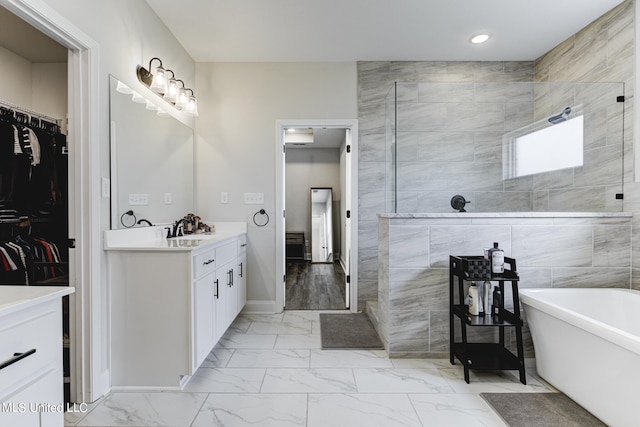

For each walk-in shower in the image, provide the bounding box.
[384,81,625,213]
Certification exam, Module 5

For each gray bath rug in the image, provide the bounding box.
[480,393,607,427]
[319,313,384,349]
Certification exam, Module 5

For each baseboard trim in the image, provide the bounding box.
[110,385,183,393]
[243,300,280,313]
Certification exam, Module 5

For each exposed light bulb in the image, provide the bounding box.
[184,95,198,116]
[149,66,167,93]
[163,78,179,102]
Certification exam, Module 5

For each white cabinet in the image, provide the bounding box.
[108,230,247,389]
[193,271,217,367]
[0,288,72,427]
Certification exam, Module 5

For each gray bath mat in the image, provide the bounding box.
[319,313,384,349]
[480,393,606,427]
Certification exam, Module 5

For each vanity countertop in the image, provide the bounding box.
[0,286,74,317]
[103,221,247,251]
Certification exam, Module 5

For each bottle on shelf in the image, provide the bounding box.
[489,242,504,274]
[492,286,502,320]
[482,280,491,315]
[468,282,482,315]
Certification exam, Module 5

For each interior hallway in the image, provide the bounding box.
[285,262,347,310]
[64,310,552,427]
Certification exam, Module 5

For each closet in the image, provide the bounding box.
[0,101,70,403]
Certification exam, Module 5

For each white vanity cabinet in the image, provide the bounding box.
[105,224,247,390]
[0,286,74,427]
[192,240,239,368]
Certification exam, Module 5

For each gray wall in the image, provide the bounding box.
[357,0,636,308]
[195,62,357,307]
[392,81,624,213]
[285,147,341,258]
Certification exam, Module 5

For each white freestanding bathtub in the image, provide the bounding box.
[520,288,639,427]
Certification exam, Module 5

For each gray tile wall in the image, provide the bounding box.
[357,0,636,308]
[378,214,632,357]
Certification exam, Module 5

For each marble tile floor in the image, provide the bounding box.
[65,310,553,427]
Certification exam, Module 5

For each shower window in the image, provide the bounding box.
[503,107,584,179]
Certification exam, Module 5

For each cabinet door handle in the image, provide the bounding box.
[214,279,219,299]
[0,348,36,371]
[240,243,247,247]
[203,259,215,266]
[228,269,234,287]
[239,262,243,278]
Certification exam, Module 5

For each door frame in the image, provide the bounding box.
[275,119,358,313]
[1,0,103,403]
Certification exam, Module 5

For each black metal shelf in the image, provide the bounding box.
[449,255,526,384]
[452,305,523,327]
[452,343,522,371]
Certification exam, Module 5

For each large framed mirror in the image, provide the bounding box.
[109,75,194,228]
[310,188,333,263]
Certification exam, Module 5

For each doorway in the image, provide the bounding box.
[0,0,102,403]
[275,120,358,313]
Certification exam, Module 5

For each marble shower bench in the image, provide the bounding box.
[375,212,632,358]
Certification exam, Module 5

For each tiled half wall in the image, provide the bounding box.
[376,212,632,358]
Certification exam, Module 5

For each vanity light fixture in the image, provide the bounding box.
[137,57,199,116]
[470,33,491,44]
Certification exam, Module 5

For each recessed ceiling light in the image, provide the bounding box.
[470,34,490,44]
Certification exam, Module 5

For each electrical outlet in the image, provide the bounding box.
[221,192,228,204]
[244,193,264,204]
[128,193,149,206]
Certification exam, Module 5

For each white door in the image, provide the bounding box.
[344,129,352,308]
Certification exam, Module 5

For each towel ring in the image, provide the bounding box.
[120,210,136,228]
[253,209,269,227]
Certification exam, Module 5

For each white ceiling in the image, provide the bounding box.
[146,0,626,62]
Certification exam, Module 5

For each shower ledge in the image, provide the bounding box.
[378,212,632,219]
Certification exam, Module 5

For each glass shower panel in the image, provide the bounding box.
[388,81,625,213]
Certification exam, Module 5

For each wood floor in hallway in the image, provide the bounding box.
[285,261,347,310]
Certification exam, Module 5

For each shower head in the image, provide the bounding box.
[548,107,572,125]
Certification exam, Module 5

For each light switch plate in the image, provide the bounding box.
[164,193,172,204]
[101,177,110,198]
[129,193,149,206]
[221,192,228,204]
[244,192,264,204]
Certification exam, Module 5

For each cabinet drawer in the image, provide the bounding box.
[216,242,236,266]
[0,306,60,395]
[194,247,217,279]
